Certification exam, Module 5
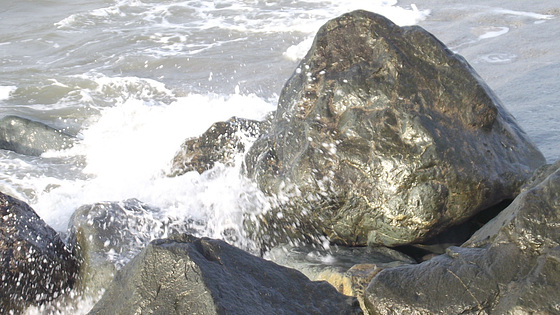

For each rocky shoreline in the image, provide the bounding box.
[2,10,559,314]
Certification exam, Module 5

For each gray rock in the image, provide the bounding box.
[0,115,74,156]
[266,244,415,282]
[170,116,268,176]
[68,199,193,296]
[0,192,78,313]
[244,10,545,247]
[88,234,362,315]
[364,160,560,314]
[266,244,415,314]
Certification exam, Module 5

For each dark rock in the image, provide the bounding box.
[244,10,545,247]
[88,234,362,315]
[0,192,78,313]
[68,199,193,296]
[170,116,269,176]
[0,115,74,156]
[364,160,560,314]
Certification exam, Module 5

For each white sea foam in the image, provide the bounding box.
[478,26,509,40]
[0,86,16,100]
[494,9,554,20]
[55,0,429,59]
[282,1,430,61]
[34,91,275,235]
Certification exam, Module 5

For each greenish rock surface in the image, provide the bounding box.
[0,115,74,156]
[364,160,560,314]
[88,234,362,315]
[244,10,545,247]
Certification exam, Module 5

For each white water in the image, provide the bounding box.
[1,0,558,313]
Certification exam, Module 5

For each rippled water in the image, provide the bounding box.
[0,0,558,313]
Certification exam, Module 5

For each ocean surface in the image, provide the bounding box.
[0,0,558,313]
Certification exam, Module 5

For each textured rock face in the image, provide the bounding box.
[244,10,545,247]
[68,199,192,295]
[0,192,78,313]
[170,117,268,176]
[88,234,362,315]
[0,115,74,156]
[364,161,560,314]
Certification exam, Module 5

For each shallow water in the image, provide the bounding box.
[0,0,558,313]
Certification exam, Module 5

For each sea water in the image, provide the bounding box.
[0,0,558,313]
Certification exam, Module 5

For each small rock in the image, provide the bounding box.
[170,116,269,176]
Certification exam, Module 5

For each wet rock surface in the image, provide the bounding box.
[0,115,74,156]
[266,244,415,313]
[88,234,362,315]
[68,199,193,296]
[0,192,78,313]
[170,116,268,176]
[365,160,560,314]
[244,10,545,247]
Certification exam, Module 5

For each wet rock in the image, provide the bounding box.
[266,244,414,314]
[0,192,78,313]
[0,115,74,156]
[68,199,193,296]
[170,116,269,176]
[88,234,362,315]
[244,10,545,247]
[364,160,560,314]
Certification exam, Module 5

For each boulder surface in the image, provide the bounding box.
[0,192,78,313]
[0,115,74,156]
[88,234,362,315]
[68,199,193,296]
[170,117,268,176]
[364,161,560,314]
[244,10,545,247]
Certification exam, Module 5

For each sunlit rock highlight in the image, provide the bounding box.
[365,161,560,314]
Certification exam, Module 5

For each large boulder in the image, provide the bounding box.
[88,234,362,315]
[0,192,78,313]
[0,115,74,156]
[244,10,545,247]
[68,199,193,296]
[364,160,560,314]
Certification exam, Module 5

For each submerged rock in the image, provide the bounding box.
[0,192,78,313]
[0,115,74,156]
[88,234,362,314]
[68,199,193,296]
[170,116,268,176]
[364,160,560,314]
[244,10,545,247]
